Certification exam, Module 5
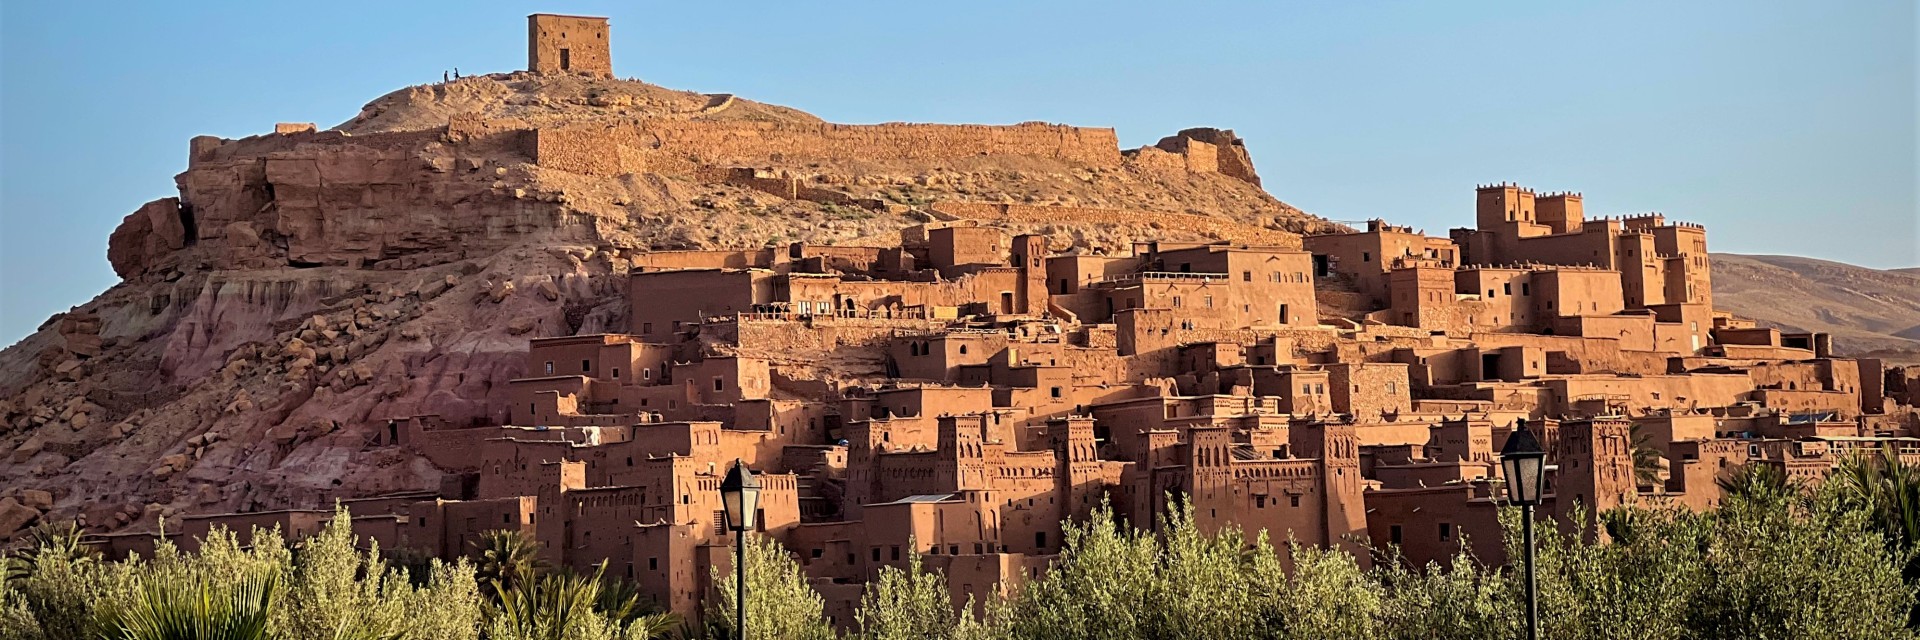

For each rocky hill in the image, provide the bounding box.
[1711,253,1920,364]
[0,72,1336,535]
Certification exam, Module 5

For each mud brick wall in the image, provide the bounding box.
[643,121,1125,167]
[533,121,1127,177]
[930,202,1304,249]
[532,125,648,176]
[1125,146,1190,173]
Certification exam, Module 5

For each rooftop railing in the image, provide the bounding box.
[1099,271,1231,285]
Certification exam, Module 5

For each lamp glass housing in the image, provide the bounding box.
[1500,423,1548,506]
[720,460,761,532]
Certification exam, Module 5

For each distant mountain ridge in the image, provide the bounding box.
[1712,253,1920,364]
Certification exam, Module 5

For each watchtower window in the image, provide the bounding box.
[559,49,572,70]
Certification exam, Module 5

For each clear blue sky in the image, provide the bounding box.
[3,1,1915,345]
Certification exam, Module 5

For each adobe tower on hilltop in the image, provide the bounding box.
[527,13,612,77]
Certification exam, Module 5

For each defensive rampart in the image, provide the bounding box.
[929,202,1302,249]
[532,120,1125,176]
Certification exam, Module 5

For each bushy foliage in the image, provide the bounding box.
[1374,551,1517,640]
[1686,465,1915,639]
[938,480,1914,640]
[706,532,835,640]
[2,466,1918,639]
[854,547,955,640]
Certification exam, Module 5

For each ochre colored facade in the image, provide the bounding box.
[528,14,612,78]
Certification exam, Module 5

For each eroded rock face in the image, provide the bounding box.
[107,198,189,279]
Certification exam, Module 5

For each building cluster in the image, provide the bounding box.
[81,15,1920,629]
[95,180,1920,625]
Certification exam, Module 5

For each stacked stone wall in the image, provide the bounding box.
[532,125,649,176]
[930,202,1302,249]
[531,120,1124,177]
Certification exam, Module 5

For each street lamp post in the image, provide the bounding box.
[1500,418,1548,640]
[719,459,761,640]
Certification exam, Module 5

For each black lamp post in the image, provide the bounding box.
[1500,418,1547,640]
[719,458,761,639]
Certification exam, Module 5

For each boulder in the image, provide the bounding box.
[507,317,537,335]
[18,489,53,511]
[485,280,516,303]
[0,498,38,538]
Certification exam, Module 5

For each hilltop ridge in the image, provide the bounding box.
[1711,253,1920,364]
[337,72,825,134]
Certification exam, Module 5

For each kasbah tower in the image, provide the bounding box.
[7,11,1916,631]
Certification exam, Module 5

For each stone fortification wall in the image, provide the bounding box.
[929,202,1303,249]
[1148,128,1261,186]
[531,124,650,176]
[694,167,894,211]
[532,120,1124,177]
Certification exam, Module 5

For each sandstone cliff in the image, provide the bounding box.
[0,72,1333,535]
